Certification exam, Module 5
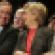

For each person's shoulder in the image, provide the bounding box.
[9,26,19,31]
[38,26,53,33]
[37,26,53,37]
[37,26,47,35]
[6,26,19,35]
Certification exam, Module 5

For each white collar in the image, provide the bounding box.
[0,26,3,32]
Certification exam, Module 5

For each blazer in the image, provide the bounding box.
[0,26,18,55]
[31,27,53,55]
[16,27,53,55]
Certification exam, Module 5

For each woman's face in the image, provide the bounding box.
[14,12,24,28]
[23,10,41,26]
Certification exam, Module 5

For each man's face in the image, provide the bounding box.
[14,12,24,28]
[0,5,11,26]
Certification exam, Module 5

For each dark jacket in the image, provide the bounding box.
[16,27,53,55]
[0,26,18,55]
[31,27,53,55]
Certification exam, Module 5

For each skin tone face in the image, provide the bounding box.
[0,5,11,26]
[23,10,41,28]
[14,12,24,28]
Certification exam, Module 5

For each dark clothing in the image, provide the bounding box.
[50,33,55,51]
[16,27,53,55]
[0,26,18,55]
[31,27,53,55]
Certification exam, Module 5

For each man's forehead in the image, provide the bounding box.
[15,12,24,17]
[0,5,12,12]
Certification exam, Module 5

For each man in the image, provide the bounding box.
[13,8,24,29]
[0,2,18,55]
[13,8,26,55]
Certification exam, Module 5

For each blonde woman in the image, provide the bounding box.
[22,2,51,55]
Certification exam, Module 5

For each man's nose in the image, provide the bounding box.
[2,14,7,18]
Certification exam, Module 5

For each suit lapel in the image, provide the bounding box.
[0,28,8,45]
[31,27,45,53]
[22,29,39,52]
[31,29,38,52]
[20,30,27,51]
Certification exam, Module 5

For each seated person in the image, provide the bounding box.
[22,2,53,55]
[0,2,18,55]
[13,8,25,55]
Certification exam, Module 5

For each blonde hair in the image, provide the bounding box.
[23,2,48,25]
[23,2,47,16]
